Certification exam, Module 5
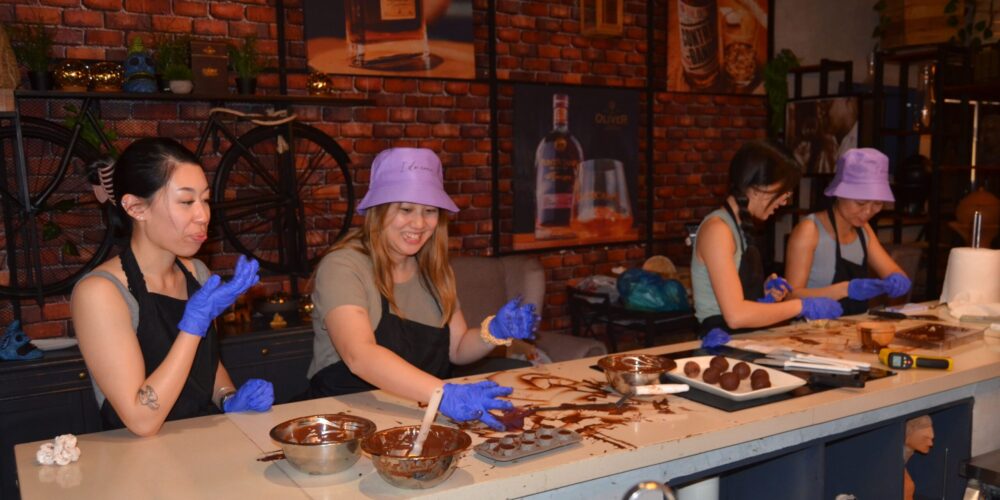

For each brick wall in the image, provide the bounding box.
[2,0,766,338]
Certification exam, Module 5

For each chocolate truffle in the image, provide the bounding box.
[702,367,721,384]
[719,372,740,391]
[733,362,751,380]
[709,356,730,372]
[750,368,770,381]
[751,377,772,390]
[684,361,701,378]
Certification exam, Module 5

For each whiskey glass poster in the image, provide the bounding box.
[511,84,640,251]
[303,0,475,79]
[667,0,769,94]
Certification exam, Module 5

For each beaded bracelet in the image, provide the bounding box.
[480,315,512,347]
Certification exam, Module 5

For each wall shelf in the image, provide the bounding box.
[13,89,375,106]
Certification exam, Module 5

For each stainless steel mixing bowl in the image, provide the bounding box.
[361,424,471,489]
[269,414,376,475]
[597,353,677,395]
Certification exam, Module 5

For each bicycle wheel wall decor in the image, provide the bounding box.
[0,118,114,298]
[213,122,354,276]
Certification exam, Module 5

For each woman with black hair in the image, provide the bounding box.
[72,138,271,436]
[691,141,843,335]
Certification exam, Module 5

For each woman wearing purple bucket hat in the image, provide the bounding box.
[785,148,912,315]
[306,147,538,431]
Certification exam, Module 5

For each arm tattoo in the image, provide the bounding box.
[138,385,160,410]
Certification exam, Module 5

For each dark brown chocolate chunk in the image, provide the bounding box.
[719,372,740,391]
[684,361,701,378]
[733,362,751,380]
[751,377,772,390]
[702,367,721,384]
[709,356,729,372]
[658,356,677,372]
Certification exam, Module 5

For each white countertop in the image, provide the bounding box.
[16,317,1000,499]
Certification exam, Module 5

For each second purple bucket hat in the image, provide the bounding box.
[824,148,895,202]
[356,147,460,214]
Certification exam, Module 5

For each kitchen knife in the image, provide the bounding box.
[767,349,870,371]
[754,358,855,374]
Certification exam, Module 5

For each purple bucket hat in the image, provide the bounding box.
[357,147,459,214]
[824,148,895,202]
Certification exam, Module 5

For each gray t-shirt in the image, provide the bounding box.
[804,213,867,288]
[307,245,445,379]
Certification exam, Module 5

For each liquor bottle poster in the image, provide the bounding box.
[303,0,475,79]
[511,84,641,251]
[666,0,770,95]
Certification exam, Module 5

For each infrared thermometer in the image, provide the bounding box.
[878,348,953,371]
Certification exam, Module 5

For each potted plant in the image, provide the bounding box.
[9,24,54,90]
[229,35,263,95]
[155,35,192,93]
[163,63,194,94]
[763,49,800,139]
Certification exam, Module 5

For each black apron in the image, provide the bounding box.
[826,206,870,315]
[308,293,452,398]
[100,246,221,430]
[699,204,765,336]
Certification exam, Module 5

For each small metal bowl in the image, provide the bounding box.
[361,425,471,489]
[269,414,376,475]
[598,354,677,395]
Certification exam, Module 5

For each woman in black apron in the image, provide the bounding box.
[308,148,537,431]
[785,148,911,312]
[693,141,844,336]
[72,138,269,436]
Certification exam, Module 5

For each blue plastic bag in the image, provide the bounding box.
[616,269,690,313]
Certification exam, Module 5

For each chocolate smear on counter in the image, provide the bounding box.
[652,398,673,414]
[790,335,821,345]
[257,451,284,462]
[473,371,679,448]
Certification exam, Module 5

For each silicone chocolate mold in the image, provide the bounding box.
[474,427,581,462]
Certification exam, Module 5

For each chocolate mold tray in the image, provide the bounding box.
[474,427,581,462]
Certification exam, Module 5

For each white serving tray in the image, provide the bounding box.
[664,356,806,402]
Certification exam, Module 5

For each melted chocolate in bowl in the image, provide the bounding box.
[361,425,472,489]
[598,354,676,373]
[268,414,376,475]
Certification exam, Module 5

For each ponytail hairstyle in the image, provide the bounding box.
[727,140,801,246]
[87,138,201,239]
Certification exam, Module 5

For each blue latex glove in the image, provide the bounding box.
[223,378,274,413]
[764,276,792,295]
[440,381,513,431]
[883,273,912,298]
[756,295,776,303]
[847,278,886,300]
[178,255,260,337]
[799,297,844,320]
[489,297,539,341]
[701,328,731,349]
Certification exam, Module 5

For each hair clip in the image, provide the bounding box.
[90,159,116,205]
